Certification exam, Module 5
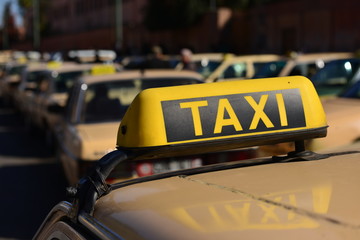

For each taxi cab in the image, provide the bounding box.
[311,58,360,96]
[26,62,99,146]
[0,51,41,104]
[0,62,28,105]
[310,79,360,151]
[52,70,205,185]
[12,62,49,115]
[35,76,360,239]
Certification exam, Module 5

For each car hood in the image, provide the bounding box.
[311,97,360,150]
[50,93,68,107]
[77,122,119,160]
[94,150,360,239]
[322,97,360,115]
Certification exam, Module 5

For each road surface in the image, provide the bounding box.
[0,99,68,240]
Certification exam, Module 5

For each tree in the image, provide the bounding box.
[2,2,20,49]
[18,0,51,36]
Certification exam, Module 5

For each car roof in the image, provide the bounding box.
[229,54,284,62]
[290,52,354,63]
[80,69,204,85]
[51,62,96,73]
[190,53,232,61]
[94,145,360,239]
[24,61,93,72]
[24,62,48,71]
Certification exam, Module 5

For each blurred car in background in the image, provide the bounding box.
[0,62,28,105]
[121,54,179,70]
[0,51,42,102]
[310,79,360,150]
[176,52,233,79]
[27,62,100,146]
[51,70,205,185]
[205,54,284,82]
[311,58,360,96]
[258,74,360,156]
[12,62,49,115]
[253,52,355,80]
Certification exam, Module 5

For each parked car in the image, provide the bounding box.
[35,76,360,240]
[12,62,49,115]
[0,62,28,105]
[310,79,360,150]
[26,62,100,146]
[52,70,206,185]
[258,73,360,156]
[310,58,360,96]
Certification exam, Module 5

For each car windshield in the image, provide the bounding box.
[8,65,26,76]
[26,70,47,83]
[253,60,287,78]
[82,77,202,123]
[194,60,221,78]
[221,62,247,79]
[53,71,85,93]
[311,59,360,96]
[18,70,49,91]
[288,62,322,78]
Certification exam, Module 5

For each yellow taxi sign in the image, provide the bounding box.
[47,61,62,69]
[91,64,116,75]
[117,76,327,157]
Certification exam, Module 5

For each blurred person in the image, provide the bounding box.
[180,48,196,71]
[142,45,172,69]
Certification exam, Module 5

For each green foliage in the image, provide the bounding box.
[18,0,32,8]
[18,0,52,36]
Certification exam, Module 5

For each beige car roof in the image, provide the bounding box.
[289,52,354,62]
[94,145,360,239]
[24,61,92,72]
[81,69,204,85]
[52,62,95,73]
[190,53,233,61]
[230,54,284,61]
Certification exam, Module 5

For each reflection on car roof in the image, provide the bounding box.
[81,69,204,84]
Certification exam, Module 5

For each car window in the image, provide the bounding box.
[53,71,86,93]
[8,65,26,76]
[289,63,319,78]
[312,60,360,87]
[19,70,49,91]
[253,60,287,78]
[194,60,221,78]
[221,62,247,79]
[82,77,202,123]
